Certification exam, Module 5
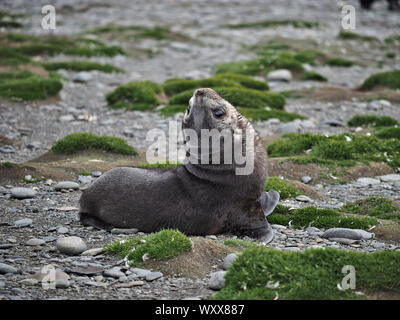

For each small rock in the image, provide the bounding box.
[26,238,45,246]
[92,171,102,177]
[267,69,292,82]
[56,236,87,255]
[0,263,18,274]
[104,267,125,279]
[69,266,104,276]
[301,176,312,184]
[306,227,323,237]
[322,228,372,241]
[208,271,226,290]
[20,278,39,286]
[73,71,93,83]
[222,253,238,270]
[24,175,32,181]
[356,177,381,186]
[296,195,312,202]
[378,174,400,183]
[59,115,75,122]
[11,187,36,199]
[110,228,138,235]
[57,227,69,234]
[115,280,145,288]
[145,272,163,282]
[81,248,104,256]
[55,279,70,289]
[130,268,151,278]
[14,218,33,228]
[54,181,79,190]
[78,175,92,184]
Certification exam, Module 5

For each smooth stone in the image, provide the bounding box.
[54,181,79,190]
[78,175,92,184]
[356,177,381,186]
[70,266,104,276]
[222,253,238,270]
[267,69,292,82]
[0,263,18,274]
[92,171,102,177]
[145,271,163,282]
[20,278,39,286]
[73,71,92,83]
[296,195,312,202]
[56,236,87,255]
[42,236,57,243]
[57,227,69,234]
[14,218,33,227]
[208,271,227,290]
[55,279,70,288]
[115,280,145,288]
[130,268,151,278]
[11,187,36,199]
[378,174,400,183]
[81,248,104,256]
[306,227,323,237]
[103,267,125,279]
[330,238,359,245]
[301,176,312,184]
[322,228,372,240]
[110,228,138,235]
[26,238,45,246]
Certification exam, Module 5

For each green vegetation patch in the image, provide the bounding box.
[360,70,400,90]
[375,127,400,139]
[41,61,122,73]
[0,11,24,28]
[347,115,398,127]
[51,132,138,155]
[105,229,193,266]
[223,238,258,249]
[384,35,400,44]
[239,108,306,123]
[212,247,400,300]
[224,20,320,29]
[138,161,182,169]
[0,161,17,168]
[268,205,378,230]
[0,70,62,100]
[106,81,162,111]
[300,72,327,82]
[265,177,301,200]
[267,132,400,168]
[326,58,354,67]
[341,197,400,221]
[168,87,285,110]
[338,31,379,42]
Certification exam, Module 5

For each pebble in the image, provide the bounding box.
[56,236,87,255]
[0,263,18,274]
[92,171,102,177]
[267,69,292,82]
[103,267,125,279]
[26,238,45,246]
[356,177,381,186]
[378,174,400,183]
[54,181,80,190]
[70,266,104,276]
[322,228,372,240]
[208,271,226,290]
[222,253,238,270]
[301,176,312,184]
[145,271,163,282]
[110,228,139,235]
[115,280,145,288]
[55,279,70,289]
[73,72,93,83]
[78,175,93,184]
[57,227,69,234]
[131,268,152,278]
[296,195,312,202]
[306,227,323,237]
[14,218,33,227]
[20,278,39,286]
[81,248,104,256]
[10,187,36,199]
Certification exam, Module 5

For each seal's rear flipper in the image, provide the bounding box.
[261,190,280,217]
[259,223,274,244]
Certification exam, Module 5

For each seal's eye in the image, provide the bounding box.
[213,108,225,118]
[187,105,191,113]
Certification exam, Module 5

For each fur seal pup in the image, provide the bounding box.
[79,88,279,243]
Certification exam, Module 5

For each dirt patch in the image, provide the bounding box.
[373,225,400,244]
[289,180,324,199]
[268,158,325,182]
[366,291,400,300]
[143,238,235,278]
[341,162,394,181]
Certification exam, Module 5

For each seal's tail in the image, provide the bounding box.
[261,190,280,217]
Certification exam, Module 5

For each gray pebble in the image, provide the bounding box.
[110,228,138,235]
[56,236,87,255]
[26,238,45,246]
[145,272,163,282]
[0,263,18,274]
[208,271,226,290]
[11,187,36,199]
[14,218,33,228]
[54,181,79,190]
[103,267,125,279]
[222,253,238,270]
[301,176,312,184]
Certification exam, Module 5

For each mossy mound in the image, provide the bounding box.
[0,11,24,28]
[168,87,285,110]
[223,238,258,249]
[105,229,193,266]
[213,73,270,91]
[360,70,400,90]
[267,133,400,169]
[51,132,138,155]
[265,177,301,200]
[326,58,354,67]
[239,108,306,122]
[341,197,400,221]
[212,247,400,300]
[347,115,398,127]
[224,20,320,29]
[138,161,182,169]
[0,70,62,100]
[375,127,400,139]
[106,81,162,111]
[41,61,122,73]
[300,72,327,82]
[269,205,378,230]
[338,31,379,42]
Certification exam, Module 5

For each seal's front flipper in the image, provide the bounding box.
[258,223,274,244]
[261,190,280,217]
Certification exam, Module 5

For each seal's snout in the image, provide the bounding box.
[195,88,206,97]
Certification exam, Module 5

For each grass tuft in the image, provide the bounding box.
[340,197,400,221]
[265,177,301,200]
[360,70,400,90]
[348,115,398,127]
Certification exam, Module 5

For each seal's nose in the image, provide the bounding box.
[195,89,206,97]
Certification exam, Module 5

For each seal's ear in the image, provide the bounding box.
[261,190,280,217]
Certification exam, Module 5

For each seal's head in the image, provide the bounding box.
[182,88,239,134]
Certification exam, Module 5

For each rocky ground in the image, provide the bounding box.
[0,0,400,300]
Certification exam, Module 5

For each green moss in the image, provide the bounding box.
[224,238,258,248]
[347,115,398,127]
[0,71,62,100]
[0,46,31,66]
[41,61,123,73]
[213,73,269,91]
[386,52,396,59]
[106,81,162,111]
[163,78,241,96]
[300,72,327,82]
[269,205,378,230]
[224,20,320,29]
[375,127,400,139]
[265,177,301,200]
[360,70,400,90]
[239,108,307,123]
[338,31,379,42]
[168,87,285,110]
[384,35,400,44]
[138,161,182,169]
[79,171,92,176]
[0,12,23,28]
[267,133,400,169]
[51,132,138,155]
[0,161,17,168]
[212,247,400,300]
[159,104,186,117]
[105,229,193,266]
[326,58,354,67]
[341,197,400,221]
